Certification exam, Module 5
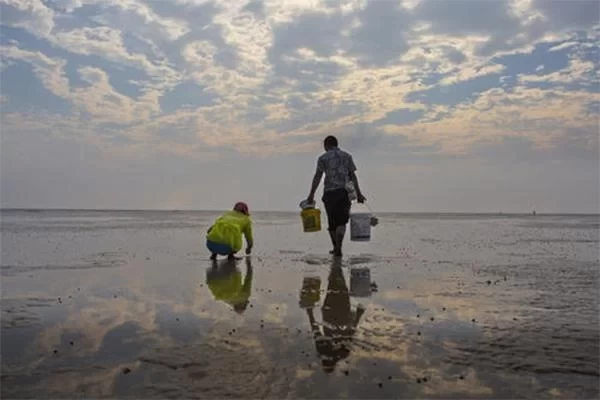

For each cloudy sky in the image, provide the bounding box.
[0,0,598,212]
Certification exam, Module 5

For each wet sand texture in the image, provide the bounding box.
[1,210,599,398]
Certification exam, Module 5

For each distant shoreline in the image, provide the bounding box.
[1,208,598,217]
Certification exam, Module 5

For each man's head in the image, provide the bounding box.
[323,135,338,151]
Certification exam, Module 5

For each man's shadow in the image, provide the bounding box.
[205,257,253,314]
[302,258,366,373]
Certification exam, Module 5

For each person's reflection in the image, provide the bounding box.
[304,258,366,373]
[206,256,253,314]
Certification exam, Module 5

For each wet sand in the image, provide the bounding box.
[1,210,599,399]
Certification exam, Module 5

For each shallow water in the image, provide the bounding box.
[1,210,599,399]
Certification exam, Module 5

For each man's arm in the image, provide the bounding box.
[349,170,366,203]
[307,171,322,203]
[347,155,365,203]
[307,159,324,203]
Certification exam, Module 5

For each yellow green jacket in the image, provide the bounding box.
[206,210,253,252]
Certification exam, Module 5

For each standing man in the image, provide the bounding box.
[305,136,366,257]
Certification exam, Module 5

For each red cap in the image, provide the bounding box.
[234,202,249,215]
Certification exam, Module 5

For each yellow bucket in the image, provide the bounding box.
[301,208,321,232]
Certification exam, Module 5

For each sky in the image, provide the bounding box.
[0,0,598,213]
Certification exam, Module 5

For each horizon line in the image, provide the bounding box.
[1,208,599,216]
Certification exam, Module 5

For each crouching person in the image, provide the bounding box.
[206,202,253,260]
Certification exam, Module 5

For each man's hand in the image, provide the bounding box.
[357,193,366,204]
[306,195,315,205]
[245,247,252,255]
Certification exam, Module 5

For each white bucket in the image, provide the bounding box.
[350,267,371,297]
[350,208,371,242]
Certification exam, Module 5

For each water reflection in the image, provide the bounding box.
[349,265,373,297]
[2,209,598,399]
[301,258,366,373]
[205,257,253,314]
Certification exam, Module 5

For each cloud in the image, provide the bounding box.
[72,65,160,122]
[384,83,600,155]
[0,45,70,99]
[159,80,219,113]
[533,0,600,29]
[1,0,55,36]
[548,41,579,52]
[0,45,161,123]
[1,0,598,211]
[346,0,413,67]
[374,108,425,127]
[414,0,520,36]
[3,0,596,154]
[518,58,597,86]
[73,0,190,42]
